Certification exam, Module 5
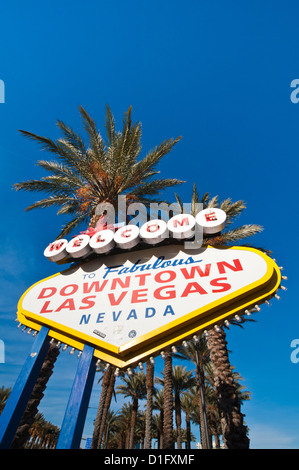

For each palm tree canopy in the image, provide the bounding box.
[13,105,183,238]
[116,370,147,401]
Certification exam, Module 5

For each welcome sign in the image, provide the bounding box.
[17,244,281,368]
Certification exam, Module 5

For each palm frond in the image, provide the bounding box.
[222,224,263,242]
[24,195,77,211]
[78,105,106,165]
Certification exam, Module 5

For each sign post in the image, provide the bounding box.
[0,326,50,449]
[56,344,96,449]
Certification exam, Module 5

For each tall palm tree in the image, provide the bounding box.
[96,366,116,448]
[205,327,249,448]
[91,364,113,449]
[11,341,60,449]
[180,393,194,449]
[152,389,164,449]
[156,365,196,449]
[12,105,182,448]
[160,349,174,449]
[174,338,211,449]
[144,358,155,449]
[174,183,263,449]
[115,403,133,449]
[116,370,147,449]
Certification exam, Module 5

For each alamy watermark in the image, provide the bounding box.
[0,79,4,103]
[290,339,299,363]
[0,339,5,363]
[94,196,204,249]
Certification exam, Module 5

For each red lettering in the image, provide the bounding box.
[38,287,57,299]
[210,277,231,293]
[73,238,83,247]
[60,284,78,296]
[180,264,211,279]
[217,259,243,274]
[131,289,148,303]
[40,301,53,313]
[181,282,208,297]
[55,298,76,312]
[135,273,151,286]
[49,242,64,251]
[108,291,128,306]
[111,276,130,290]
[173,216,189,227]
[79,296,96,309]
[154,285,176,300]
[120,229,132,238]
[146,223,160,232]
[83,280,108,293]
[154,270,176,283]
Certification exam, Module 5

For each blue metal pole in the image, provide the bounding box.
[0,326,50,449]
[56,344,96,449]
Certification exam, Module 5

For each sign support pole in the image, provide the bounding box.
[0,326,50,449]
[56,344,96,449]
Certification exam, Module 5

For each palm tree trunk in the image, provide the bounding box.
[195,361,211,449]
[91,367,112,449]
[162,349,174,449]
[11,342,60,449]
[159,408,164,449]
[144,359,154,449]
[206,327,249,449]
[174,391,182,449]
[185,413,191,449]
[98,368,116,448]
[128,397,138,449]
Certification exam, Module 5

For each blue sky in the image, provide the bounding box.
[1,0,299,449]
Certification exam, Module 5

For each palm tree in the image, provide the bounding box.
[156,364,196,449]
[160,348,174,449]
[114,403,133,449]
[174,183,264,449]
[13,105,183,238]
[172,365,196,449]
[11,341,60,449]
[180,393,193,449]
[116,370,146,449]
[144,358,155,449]
[152,389,164,449]
[91,364,113,449]
[96,366,116,448]
[25,412,59,449]
[205,327,249,448]
[12,105,182,448]
[174,338,211,449]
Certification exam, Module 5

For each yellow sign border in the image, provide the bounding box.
[17,245,281,368]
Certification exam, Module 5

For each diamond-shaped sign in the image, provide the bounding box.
[17,245,281,368]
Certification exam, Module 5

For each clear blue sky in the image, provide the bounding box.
[1,0,299,449]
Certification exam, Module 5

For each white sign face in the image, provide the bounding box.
[19,244,280,367]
